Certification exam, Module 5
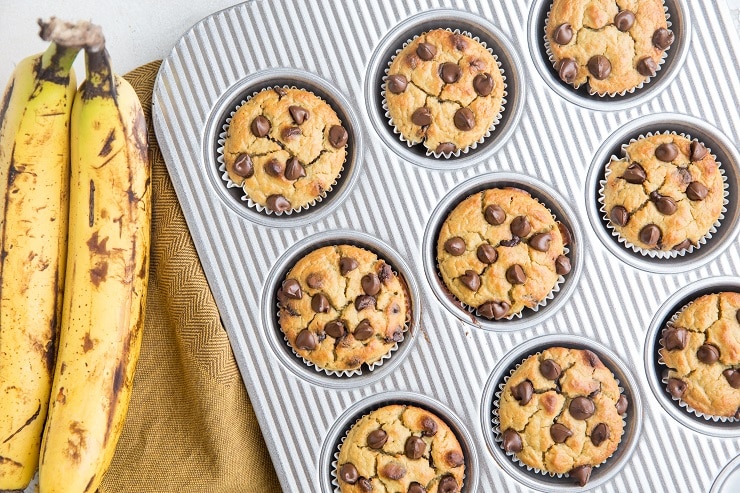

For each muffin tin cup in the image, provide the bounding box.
[318,391,479,493]
[528,0,691,111]
[597,130,729,259]
[586,113,740,273]
[365,8,525,171]
[381,28,507,159]
[260,230,421,389]
[481,335,643,492]
[203,68,364,228]
[710,454,740,493]
[644,276,740,437]
[422,172,583,331]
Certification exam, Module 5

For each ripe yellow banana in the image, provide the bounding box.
[0,19,89,490]
[39,41,150,493]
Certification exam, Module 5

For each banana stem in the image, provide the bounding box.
[83,48,116,101]
[36,17,105,83]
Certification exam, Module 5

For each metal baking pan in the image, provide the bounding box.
[152,0,740,491]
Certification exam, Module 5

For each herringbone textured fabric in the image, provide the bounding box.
[98,61,280,493]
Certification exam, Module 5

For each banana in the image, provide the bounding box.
[39,39,150,493]
[0,19,90,490]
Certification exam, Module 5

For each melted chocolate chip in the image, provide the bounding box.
[358,478,373,492]
[473,73,494,96]
[553,23,573,44]
[435,142,456,154]
[569,396,595,420]
[664,326,688,351]
[439,62,462,84]
[477,244,498,264]
[529,233,551,252]
[361,273,381,296]
[438,475,459,493]
[723,369,740,389]
[329,125,348,148]
[484,204,506,225]
[444,237,466,256]
[616,394,629,415]
[550,423,573,443]
[264,158,284,177]
[381,462,406,480]
[408,482,426,493]
[653,28,675,50]
[678,167,693,185]
[655,142,678,162]
[651,192,678,215]
[295,329,317,350]
[416,42,436,60]
[610,205,629,227]
[250,115,270,137]
[232,153,254,178]
[325,320,345,339]
[556,58,578,83]
[367,429,386,449]
[686,181,709,201]
[311,293,330,313]
[378,263,393,284]
[637,56,658,77]
[584,350,600,367]
[697,344,720,364]
[288,105,309,125]
[355,295,376,311]
[588,55,612,80]
[387,74,408,94]
[339,257,358,275]
[690,141,708,161]
[477,300,510,320]
[667,378,687,397]
[354,319,374,340]
[411,107,433,126]
[570,465,592,487]
[306,273,323,289]
[510,216,531,237]
[404,436,426,459]
[281,279,302,299]
[502,428,523,453]
[540,359,562,380]
[622,162,647,184]
[673,239,692,251]
[511,380,534,405]
[266,194,291,212]
[339,463,359,484]
[506,264,526,285]
[453,108,475,131]
[460,270,481,291]
[591,423,610,446]
[614,10,636,31]
[446,450,464,468]
[281,126,302,140]
[421,416,438,436]
[558,222,573,246]
[639,224,661,247]
[273,87,287,97]
[555,255,571,275]
[284,157,306,180]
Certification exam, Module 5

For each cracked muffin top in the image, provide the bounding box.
[384,28,505,156]
[222,87,347,212]
[602,133,724,252]
[336,405,465,493]
[277,245,408,373]
[437,188,571,320]
[498,347,628,487]
[546,0,674,95]
[660,292,740,419]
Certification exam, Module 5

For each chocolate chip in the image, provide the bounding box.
[444,237,466,256]
[553,23,573,44]
[452,34,467,51]
[550,423,572,443]
[339,463,359,484]
[655,142,678,162]
[439,62,461,84]
[367,429,387,449]
[639,224,661,247]
[484,204,506,225]
[435,142,456,154]
[325,320,345,339]
[295,329,317,350]
[250,115,270,137]
[445,450,464,468]
[358,478,373,492]
[411,107,432,126]
[569,396,595,420]
[609,205,629,227]
[287,105,308,125]
[506,264,526,285]
[510,216,531,237]
[614,10,636,31]
[591,423,610,446]
[339,257,358,275]
[281,279,302,299]
[381,462,405,480]
[570,465,592,487]
[540,359,562,380]
[477,244,498,264]
[284,157,306,181]
[416,42,436,60]
[421,416,438,436]
[678,167,693,185]
[622,162,647,184]
[723,369,740,389]
[667,378,687,398]
[329,125,348,148]
[616,395,629,415]
[460,270,481,291]
[637,56,658,77]
[651,192,677,215]
[558,222,573,246]
[473,73,494,96]
[453,108,475,131]
[387,74,408,94]
[588,55,612,80]
[281,126,301,140]
[378,263,393,284]
[264,158,284,177]
[664,326,688,350]
[311,293,330,313]
[354,319,374,340]
[529,233,551,252]
[438,475,458,493]
[686,181,709,201]
[477,300,510,320]
[232,153,254,178]
[502,428,523,453]
[266,194,291,212]
[355,295,376,311]
[273,87,287,97]
[361,273,380,296]
[511,380,534,405]
[584,350,600,367]
[697,344,720,364]
[690,141,708,160]
[556,58,578,83]
[653,28,675,50]
[673,239,692,251]
[408,482,426,493]
[405,436,426,459]
[306,273,323,289]
[555,255,571,275]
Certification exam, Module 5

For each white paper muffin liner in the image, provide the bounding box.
[598,131,729,259]
[330,406,467,493]
[216,85,346,215]
[491,351,627,481]
[381,28,507,158]
[657,297,740,423]
[543,1,671,97]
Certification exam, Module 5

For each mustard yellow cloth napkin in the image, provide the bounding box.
[98,61,280,492]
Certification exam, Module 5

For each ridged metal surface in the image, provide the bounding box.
[151,0,740,491]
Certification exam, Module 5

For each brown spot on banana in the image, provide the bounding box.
[86,231,109,255]
[44,338,56,376]
[56,387,66,404]
[66,421,87,464]
[82,332,94,352]
[99,128,116,157]
[2,403,41,444]
[84,475,96,493]
[0,455,23,469]
[103,359,128,447]
[88,179,95,227]
[90,260,108,286]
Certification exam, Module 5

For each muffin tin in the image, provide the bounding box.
[152,0,740,491]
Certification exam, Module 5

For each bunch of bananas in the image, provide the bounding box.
[0,18,150,493]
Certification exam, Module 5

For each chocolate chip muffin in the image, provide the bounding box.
[222,87,348,212]
[384,28,505,156]
[660,292,740,419]
[546,0,674,95]
[336,405,465,493]
[277,245,408,373]
[602,133,724,253]
[437,188,571,320]
[498,347,628,487]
